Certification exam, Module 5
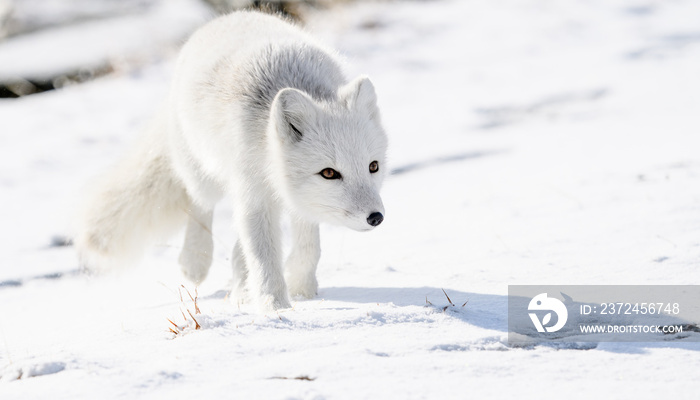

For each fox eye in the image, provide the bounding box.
[369,161,379,173]
[320,168,341,180]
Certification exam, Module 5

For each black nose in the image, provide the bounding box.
[367,212,384,227]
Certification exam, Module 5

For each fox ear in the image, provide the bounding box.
[340,76,379,119]
[271,88,318,143]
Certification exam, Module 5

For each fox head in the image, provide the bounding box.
[267,76,388,231]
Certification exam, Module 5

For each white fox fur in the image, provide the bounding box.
[75,11,388,311]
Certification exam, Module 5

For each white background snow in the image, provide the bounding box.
[1,0,700,398]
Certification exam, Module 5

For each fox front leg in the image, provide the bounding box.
[285,217,320,299]
[233,194,291,311]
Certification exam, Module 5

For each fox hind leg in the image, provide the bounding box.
[230,240,248,304]
[179,203,214,284]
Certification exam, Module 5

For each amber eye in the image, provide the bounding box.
[320,168,341,180]
[369,161,379,173]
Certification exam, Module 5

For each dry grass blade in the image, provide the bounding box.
[167,319,181,335]
[462,299,469,307]
[441,288,454,306]
[181,285,201,314]
[167,318,180,330]
[187,309,201,330]
[182,285,195,302]
[270,375,316,381]
[425,296,432,305]
[194,287,201,314]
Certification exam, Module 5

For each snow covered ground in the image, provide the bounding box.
[2,0,700,397]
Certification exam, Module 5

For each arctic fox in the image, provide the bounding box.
[75,11,388,311]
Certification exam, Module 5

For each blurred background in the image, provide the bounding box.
[0,0,331,97]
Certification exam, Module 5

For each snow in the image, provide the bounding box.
[1,0,700,397]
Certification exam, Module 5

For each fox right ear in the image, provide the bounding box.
[339,76,379,120]
[271,88,319,143]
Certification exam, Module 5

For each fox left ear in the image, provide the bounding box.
[340,76,379,119]
[271,87,319,143]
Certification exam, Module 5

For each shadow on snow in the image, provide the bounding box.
[319,286,700,353]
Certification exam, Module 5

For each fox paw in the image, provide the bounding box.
[179,252,211,285]
[286,274,318,299]
[255,293,292,313]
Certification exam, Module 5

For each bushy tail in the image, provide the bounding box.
[74,130,190,271]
